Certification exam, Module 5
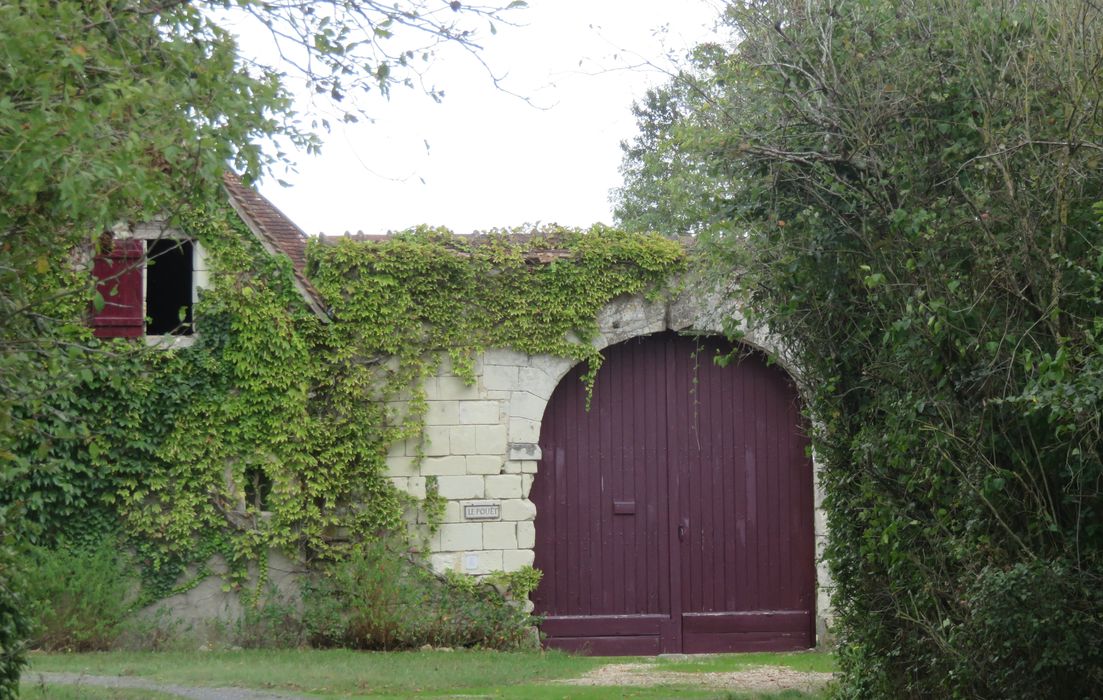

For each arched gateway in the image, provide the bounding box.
[531,331,815,654]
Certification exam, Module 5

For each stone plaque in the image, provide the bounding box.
[463,501,501,521]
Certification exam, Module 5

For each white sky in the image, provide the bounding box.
[243,1,723,235]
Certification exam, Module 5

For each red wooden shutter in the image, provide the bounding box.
[91,239,144,338]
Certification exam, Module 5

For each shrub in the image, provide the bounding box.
[114,606,192,652]
[24,538,136,651]
[948,560,1103,699]
[232,588,304,649]
[0,520,32,700]
[486,566,542,601]
[614,0,1103,695]
[302,538,536,650]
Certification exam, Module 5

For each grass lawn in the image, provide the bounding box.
[28,649,835,699]
[20,683,180,699]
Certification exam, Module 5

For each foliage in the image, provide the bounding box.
[613,44,743,237]
[422,476,448,534]
[617,1,1103,697]
[0,518,31,700]
[302,538,536,650]
[1,206,316,595]
[0,0,521,687]
[1,209,683,613]
[950,560,1103,698]
[486,565,543,600]
[224,0,530,115]
[229,589,305,650]
[24,538,137,652]
[0,0,526,390]
[0,0,296,470]
[308,225,684,380]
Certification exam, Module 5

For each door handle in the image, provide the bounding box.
[678,517,689,542]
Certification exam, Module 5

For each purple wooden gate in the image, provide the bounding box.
[531,332,815,655]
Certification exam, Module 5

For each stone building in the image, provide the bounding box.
[130,178,831,653]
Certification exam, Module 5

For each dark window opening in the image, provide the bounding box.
[146,239,193,335]
[244,466,272,512]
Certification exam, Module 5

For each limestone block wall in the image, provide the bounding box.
[385,348,569,576]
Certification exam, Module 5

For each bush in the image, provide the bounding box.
[0,521,32,700]
[615,0,1103,695]
[232,588,304,649]
[949,560,1103,699]
[24,538,136,651]
[114,606,192,652]
[303,538,537,650]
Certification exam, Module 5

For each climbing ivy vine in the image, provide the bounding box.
[2,211,684,601]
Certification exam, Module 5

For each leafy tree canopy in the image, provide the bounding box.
[0,2,522,695]
[613,43,742,237]
[0,0,525,482]
[617,1,1103,697]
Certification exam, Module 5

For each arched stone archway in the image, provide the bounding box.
[402,288,831,649]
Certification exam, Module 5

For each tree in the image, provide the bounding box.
[0,1,522,694]
[617,1,1103,697]
[612,45,738,237]
[0,0,524,440]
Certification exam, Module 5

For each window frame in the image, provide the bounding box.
[90,224,208,346]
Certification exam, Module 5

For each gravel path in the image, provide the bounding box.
[27,672,310,700]
[559,662,835,693]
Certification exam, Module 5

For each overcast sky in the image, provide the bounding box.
[241,1,724,236]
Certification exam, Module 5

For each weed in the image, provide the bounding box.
[24,538,136,651]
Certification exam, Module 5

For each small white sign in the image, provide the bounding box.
[464,554,479,571]
[463,501,501,521]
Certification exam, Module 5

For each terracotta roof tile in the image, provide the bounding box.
[222,172,329,321]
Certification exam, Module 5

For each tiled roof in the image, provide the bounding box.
[222,172,329,321]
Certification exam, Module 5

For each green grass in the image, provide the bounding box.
[30,649,606,695]
[20,683,180,699]
[28,649,834,699]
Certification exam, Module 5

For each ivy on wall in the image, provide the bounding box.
[309,225,685,382]
[2,211,684,599]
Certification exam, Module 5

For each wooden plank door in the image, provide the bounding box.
[674,335,816,652]
[531,333,676,654]
[532,332,814,654]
